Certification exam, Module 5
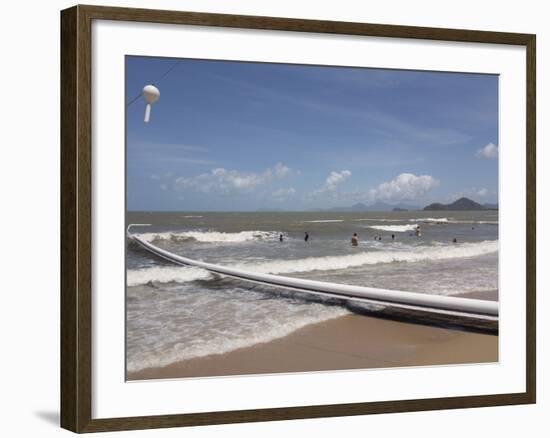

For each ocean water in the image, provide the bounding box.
[126,211,499,373]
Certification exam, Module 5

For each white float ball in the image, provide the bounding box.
[142,85,160,123]
[143,85,160,103]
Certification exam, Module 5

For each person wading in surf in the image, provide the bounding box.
[351,233,359,247]
[304,232,309,242]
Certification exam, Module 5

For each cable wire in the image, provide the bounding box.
[126,60,181,107]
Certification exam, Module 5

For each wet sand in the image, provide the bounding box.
[128,300,499,381]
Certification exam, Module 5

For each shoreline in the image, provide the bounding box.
[128,290,498,381]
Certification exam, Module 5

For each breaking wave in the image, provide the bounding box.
[409,217,449,223]
[369,224,419,233]
[127,266,211,286]
[136,230,280,244]
[447,220,499,225]
[407,218,498,225]
[302,219,345,223]
[126,293,349,372]
[127,240,498,286]
[352,218,403,222]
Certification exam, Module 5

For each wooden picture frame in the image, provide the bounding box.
[61,4,536,433]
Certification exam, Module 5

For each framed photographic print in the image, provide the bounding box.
[60,4,536,433]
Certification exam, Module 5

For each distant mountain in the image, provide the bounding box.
[483,203,499,210]
[256,207,284,212]
[352,202,369,210]
[366,202,394,211]
[323,203,368,212]
[424,197,489,211]
[324,202,420,212]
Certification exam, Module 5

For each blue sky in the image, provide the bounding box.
[126,56,498,211]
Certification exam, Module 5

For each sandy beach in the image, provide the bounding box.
[128,306,498,381]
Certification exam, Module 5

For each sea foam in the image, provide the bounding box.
[127,240,498,286]
[409,217,449,223]
[137,230,280,243]
[127,266,211,286]
[368,224,419,232]
[302,219,345,223]
[126,287,349,372]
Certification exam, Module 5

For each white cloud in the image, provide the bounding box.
[273,163,291,178]
[476,142,498,159]
[325,170,352,190]
[272,187,296,201]
[174,163,293,194]
[308,171,437,204]
[368,173,440,202]
[477,188,489,197]
[308,170,352,200]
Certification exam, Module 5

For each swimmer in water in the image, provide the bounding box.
[279,234,283,242]
[304,232,309,242]
[351,233,359,247]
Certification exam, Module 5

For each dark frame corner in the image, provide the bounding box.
[61,4,536,433]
